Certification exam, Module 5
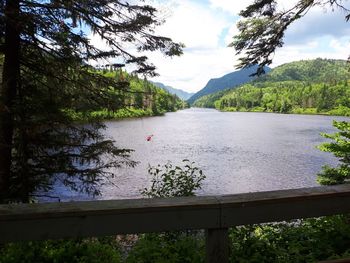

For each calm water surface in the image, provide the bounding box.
[54,108,350,201]
[95,108,349,200]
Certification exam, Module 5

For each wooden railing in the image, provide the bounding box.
[2,184,350,263]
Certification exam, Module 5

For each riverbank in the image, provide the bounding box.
[64,107,182,122]
[218,105,350,117]
[90,108,157,119]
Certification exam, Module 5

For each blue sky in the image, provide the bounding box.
[90,0,350,92]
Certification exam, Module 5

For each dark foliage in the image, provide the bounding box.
[317,121,350,185]
[0,0,183,202]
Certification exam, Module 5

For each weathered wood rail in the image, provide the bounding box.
[2,184,350,263]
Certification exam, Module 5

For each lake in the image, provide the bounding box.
[54,108,350,201]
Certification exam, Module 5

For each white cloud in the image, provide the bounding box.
[285,5,350,44]
[330,38,350,53]
[224,24,239,46]
[272,37,350,67]
[155,1,228,49]
[209,0,250,15]
[209,0,299,15]
[149,47,238,93]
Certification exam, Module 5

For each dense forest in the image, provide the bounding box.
[69,68,186,120]
[193,59,350,116]
[0,56,185,121]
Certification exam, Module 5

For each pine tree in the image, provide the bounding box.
[0,0,183,202]
[317,121,350,185]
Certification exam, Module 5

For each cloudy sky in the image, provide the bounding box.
[92,0,350,93]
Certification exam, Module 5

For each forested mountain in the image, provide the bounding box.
[192,90,229,108]
[0,57,181,118]
[255,59,349,83]
[194,59,350,116]
[81,69,186,119]
[151,81,194,100]
[187,65,271,104]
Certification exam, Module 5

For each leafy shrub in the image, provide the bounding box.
[317,121,350,185]
[220,107,237,112]
[229,215,350,263]
[291,107,318,115]
[328,106,350,117]
[251,106,265,112]
[125,234,205,263]
[141,160,205,198]
[0,238,122,263]
[90,108,153,119]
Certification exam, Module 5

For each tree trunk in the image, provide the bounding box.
[0,0,20,203]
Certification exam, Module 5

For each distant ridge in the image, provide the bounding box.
[187,65,271,104]
[191,58,350,110]
[151,81,194,100]
[255,58,349,83]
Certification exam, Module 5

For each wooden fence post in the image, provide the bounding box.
[206,228,229,263]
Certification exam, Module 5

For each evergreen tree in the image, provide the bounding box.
[0,0,183,202]
[317,121,350,185]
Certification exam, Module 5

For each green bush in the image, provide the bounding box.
[0,238,122,263]
[328,106,350,117]
[229,215,350,263]
[125,234,205,263]
[291,107,319,115]
[221,107,238,112]
[90,108,153,119]
[317,121,350,185]
[250,106,265,112]
[141,160,205,198]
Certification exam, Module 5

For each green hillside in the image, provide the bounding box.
[0,57,185,120]
[256,59,349,83]
[194,58,350,116]
[65,69,186,120]
[192,90,230,108]
[188,65,271,104]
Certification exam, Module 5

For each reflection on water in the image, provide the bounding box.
[54,108,350,201]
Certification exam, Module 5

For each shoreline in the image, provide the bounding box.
[215,107,350,118]
[68,107,189,123]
